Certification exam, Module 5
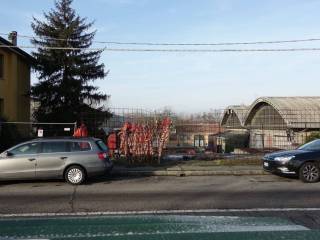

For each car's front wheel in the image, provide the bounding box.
[299,162,320,183]
[65,166,86,185]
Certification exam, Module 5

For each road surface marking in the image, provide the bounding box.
[1,208,320,218]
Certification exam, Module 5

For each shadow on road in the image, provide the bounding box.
[0,174,150,186]
[0,179,66,187]
[0,171,303,187]
[85,174,149,185]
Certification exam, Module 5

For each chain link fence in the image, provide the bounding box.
[2,105,320,164]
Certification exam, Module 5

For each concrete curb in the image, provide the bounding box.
[112,169,269,177]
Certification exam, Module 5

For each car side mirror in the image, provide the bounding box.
[6,151,13,157]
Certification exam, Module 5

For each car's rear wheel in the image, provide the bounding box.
[65,166,86,185]
[299,162,320,183]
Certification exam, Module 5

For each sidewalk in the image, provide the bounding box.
[112,164,268,177]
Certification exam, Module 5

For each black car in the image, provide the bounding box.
[262,139,320,183]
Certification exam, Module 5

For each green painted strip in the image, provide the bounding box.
[0,215,311,240]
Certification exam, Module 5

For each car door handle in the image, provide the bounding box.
[60,157,68,160]
[28,158,36,161]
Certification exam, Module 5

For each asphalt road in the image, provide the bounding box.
[1,174,320,229]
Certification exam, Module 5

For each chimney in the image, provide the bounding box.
[8,31,17,46]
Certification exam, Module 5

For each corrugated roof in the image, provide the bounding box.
[245,97,320,128]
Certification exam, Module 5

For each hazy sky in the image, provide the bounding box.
[1,0,320,112]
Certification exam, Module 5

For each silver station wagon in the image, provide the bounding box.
[0,137,113,185]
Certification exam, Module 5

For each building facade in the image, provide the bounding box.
[0,34,33,122]
[167,122,224,151]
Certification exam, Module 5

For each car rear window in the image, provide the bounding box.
[70,141,92,152]
[96,140,108,151]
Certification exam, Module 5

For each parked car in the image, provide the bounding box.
[262,139,320,183]
[0,137,113,185]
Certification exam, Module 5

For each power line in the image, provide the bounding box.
[1,44,320,52]
[0,45,105,51]
[102,48,320,52]
[1,32,320,46]
[94,38,320,46]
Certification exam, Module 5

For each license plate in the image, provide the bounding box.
[263,162,269,167]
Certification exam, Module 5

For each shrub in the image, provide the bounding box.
[305,132,320,143]
[0,117,22,152]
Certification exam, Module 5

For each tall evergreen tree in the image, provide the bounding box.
[31,0,108,124]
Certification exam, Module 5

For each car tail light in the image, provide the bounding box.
[98,152,108,160]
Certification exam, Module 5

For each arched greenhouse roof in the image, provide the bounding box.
[244,97,320,129]
[221,105,249,128]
